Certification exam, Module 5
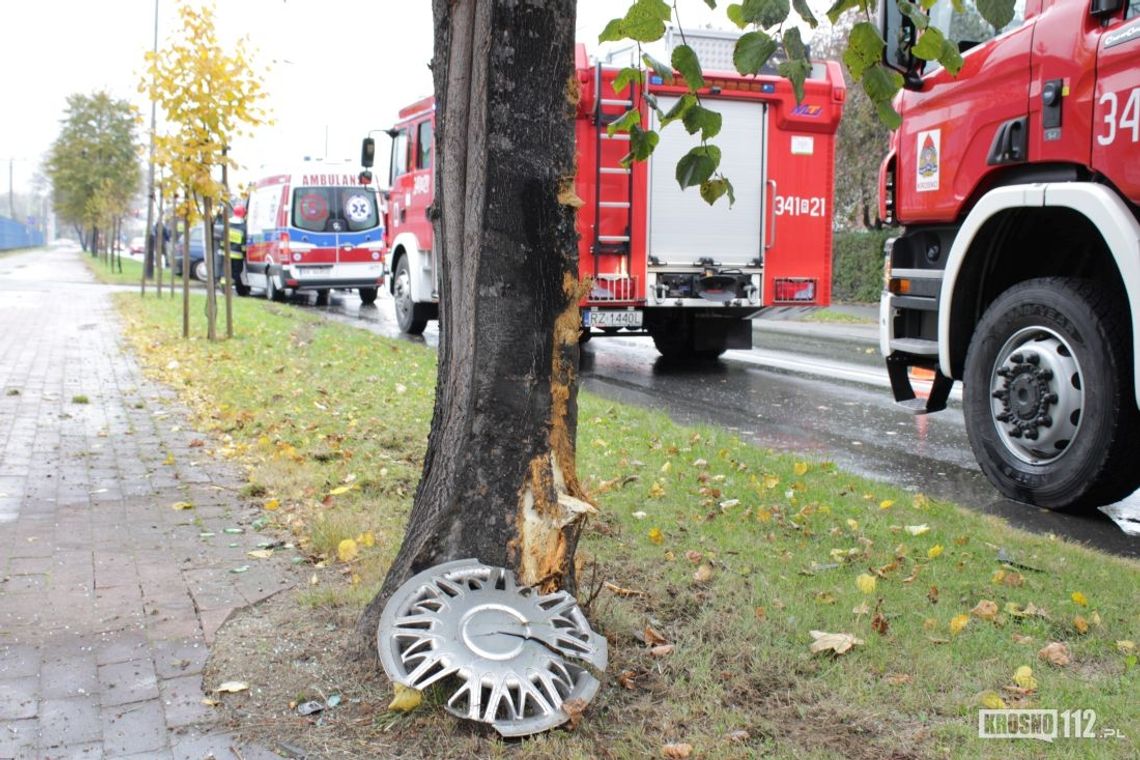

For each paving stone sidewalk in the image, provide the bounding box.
[1,247,291,759]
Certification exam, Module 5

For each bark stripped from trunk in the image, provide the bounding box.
[357,0,583,652]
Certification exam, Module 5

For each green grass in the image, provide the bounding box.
[116,292,1139,759]
[802,308,876,325]
[81,252,145,286]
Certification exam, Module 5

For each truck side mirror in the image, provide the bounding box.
[879,0,924,91]
[361,137,375,169]
[1090,0,1123,15]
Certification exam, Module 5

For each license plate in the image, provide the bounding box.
[585,309,643,328]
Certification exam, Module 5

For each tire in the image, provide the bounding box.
[649,313,725,362]
[963,277,1140,511]
[393,257,428,335]
[358,287,378,306]
[315,290,330,307]
[266,271,286,302]
[193,260,209,282]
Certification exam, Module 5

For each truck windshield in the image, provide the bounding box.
[927,0,1027,51]
[292,187,380,233]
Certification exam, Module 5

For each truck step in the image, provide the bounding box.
[889,338,939,356]
[600,167,631,175]
[599,201,631,209]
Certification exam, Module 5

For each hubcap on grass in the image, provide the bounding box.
[377,559,607,737]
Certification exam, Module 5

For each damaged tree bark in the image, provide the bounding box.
[356,0,586,653]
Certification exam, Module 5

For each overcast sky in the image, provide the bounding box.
[1,0,828,204]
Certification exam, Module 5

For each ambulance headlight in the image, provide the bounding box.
[372,252,380,261]
[292,252,302,262]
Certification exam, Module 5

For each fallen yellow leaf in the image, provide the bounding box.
[337,538,359,562]
[971,600,999,621]
[794,462,809,476]
[879,499,895,510]
[979,690,1007,709]
[327,485,353,496]
[693,564,715,583]
[171,501,194,511]
[856,573,877,594]
[247,549,273,559]
[763,474,779,489]
[1038,642,1071,667]
[662,743,693,759]
[809,630,863,656]
[214,681,249,693]
[1071,591,1088,607]
[1013,665,1038,690]
[949,614,970,635]
[846,518,859,531]
[927,544,943,559]
[263,498,280,511]
[359,531,376,548]
[1073,615,1089,635]
[1117,640,1136,654]
[647,527,664,545]
[648,481,666,499]
[388,683,422,713]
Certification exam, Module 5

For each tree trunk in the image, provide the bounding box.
[182,208,191,339]
[202,197,218,341]
[355,0,585,655]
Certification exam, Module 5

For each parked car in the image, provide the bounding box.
[170,227,222,282]
[128,236,145,255]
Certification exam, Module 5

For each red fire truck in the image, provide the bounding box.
[879,0,1140,510]
[367,37,845,359]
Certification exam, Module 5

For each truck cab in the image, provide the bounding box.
[879,0,1140,510]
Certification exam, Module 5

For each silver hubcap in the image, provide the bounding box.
[395,266,412,320]
[377,559,606,737]
[989,326,1084,464]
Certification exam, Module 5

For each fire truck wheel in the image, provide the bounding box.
[393,257,428,334]
[358,287,378,305]
[315,290,330,307]
[963,277,1140,511]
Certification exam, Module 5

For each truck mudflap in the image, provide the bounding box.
[884,353,954,414]
[693,313,753,351]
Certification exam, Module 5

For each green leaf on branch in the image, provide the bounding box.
[779,28,810,102]
[911,26,945,60]
[792,0,819,28]
[939,37,964,75]
[671,45,705,92]
[741,0,791,27]
[621,0,672,42]
[624,125,660,165]
[844,21,884,81]
[734,31,778,75]
[599,18,626,43]
[703,0,719,7]
[676,145,722,189]
[642,53,674,84]
[661,93,697,127]
[899,1,930,30]
[977,0,1016,31]
[862,63,905,104]
[614,67,644,94]
[726,3,748,28]
[825,0,870,25]
[683,105,723,140]
[875,99,903,130]
[700,177,735,206]
[608,108,641,137]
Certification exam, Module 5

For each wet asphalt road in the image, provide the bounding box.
[295,288,1139,559]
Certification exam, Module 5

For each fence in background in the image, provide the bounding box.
[0,216,45,251]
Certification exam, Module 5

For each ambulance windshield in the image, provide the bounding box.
[292,187,379,233]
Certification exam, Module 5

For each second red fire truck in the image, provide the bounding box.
[366,35,846,360]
